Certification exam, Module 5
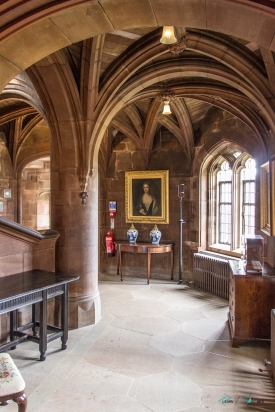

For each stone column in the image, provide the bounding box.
[27,52,102,328]
[51,167,101,328]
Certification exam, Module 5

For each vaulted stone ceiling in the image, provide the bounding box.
[1,6,275,171]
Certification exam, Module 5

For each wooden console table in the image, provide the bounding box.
[0,269,79,361]
[115,241,174,284]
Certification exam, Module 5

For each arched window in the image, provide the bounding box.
[217,161,232,245]
[209,153,256,254]
[241,158,256,236]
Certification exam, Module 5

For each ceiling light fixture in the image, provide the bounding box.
[160,26,177,44]
[162,100,172,115]
[159,88,176,115]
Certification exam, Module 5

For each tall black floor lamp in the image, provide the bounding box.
[178,184,185,284]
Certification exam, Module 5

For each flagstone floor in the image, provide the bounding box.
[3,270,275,411]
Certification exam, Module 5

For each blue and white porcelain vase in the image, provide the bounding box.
[150,224,161,245]
[127,223,138,244]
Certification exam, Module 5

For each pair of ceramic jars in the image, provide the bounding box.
[127,224,161,245]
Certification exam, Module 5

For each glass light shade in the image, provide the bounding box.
[162,100,171,114]
[160,26,177,44]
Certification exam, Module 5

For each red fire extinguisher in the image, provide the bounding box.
[102,230,115,257]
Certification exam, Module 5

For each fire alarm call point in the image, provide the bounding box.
[109,201,117,217]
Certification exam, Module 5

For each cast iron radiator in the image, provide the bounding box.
[271,309,275,378]
[193,252,231,299]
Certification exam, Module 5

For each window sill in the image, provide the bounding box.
[209,244,241,259]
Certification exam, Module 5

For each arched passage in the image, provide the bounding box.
[1,1,275,329]
[1,0,275,92]
[21,157,50,230]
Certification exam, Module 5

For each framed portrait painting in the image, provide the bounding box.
[125,170,169,224]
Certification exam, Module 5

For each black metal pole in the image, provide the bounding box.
[178,183,184,284]
[178,196,183,284]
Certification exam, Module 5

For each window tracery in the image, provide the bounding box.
[209,153,256,253]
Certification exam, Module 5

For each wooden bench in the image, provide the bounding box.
[0,353,27,411]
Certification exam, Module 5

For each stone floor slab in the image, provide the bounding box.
[172,351,254,387]
[129,372,201,412]
[84,345,173,378]
[150,331,204,356]
[109,298,170,317]
[4,275,275,412]
[111,314,181,335]
[93,324,151,347]
[164,307,206,322]
[40,394,152,412]
[181,318,230,341]
[99,288,134,307]
[53,361,133,397]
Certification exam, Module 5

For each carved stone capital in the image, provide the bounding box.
[169,34,188,54]
[78,173,89,192]
[159,89,177,102]
[80,191,89,205]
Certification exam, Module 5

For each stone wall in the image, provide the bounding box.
[99,109,274,278]
[99,127,196,281]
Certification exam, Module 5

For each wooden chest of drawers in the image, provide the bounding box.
[228,261,275,347]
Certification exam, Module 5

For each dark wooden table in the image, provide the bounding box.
[115,241,174,284]
[0,269,79,361]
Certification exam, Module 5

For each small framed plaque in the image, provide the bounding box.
[4,189,11,198]
[0,202,3,212]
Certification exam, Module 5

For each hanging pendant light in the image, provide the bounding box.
[160,26,177,44]
[162,100,172,115]
[159,87,176,115]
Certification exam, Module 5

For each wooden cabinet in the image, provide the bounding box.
[243,235,264,271]
[228,261,275,347]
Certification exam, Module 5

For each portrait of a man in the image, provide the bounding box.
[125,170,169,224]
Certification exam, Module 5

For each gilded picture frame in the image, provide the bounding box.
[125,170,169,224]
[260,161,270,235]
[270,158,275,236]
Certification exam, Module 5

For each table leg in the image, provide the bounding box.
[39,290,47,361]
[120,252,124,281]
[32,303,39,337]
[147,253,151,284]
[10,310,17,349]
[170,249,174,280]
[61,284,68,350]
[117,246,121,276]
